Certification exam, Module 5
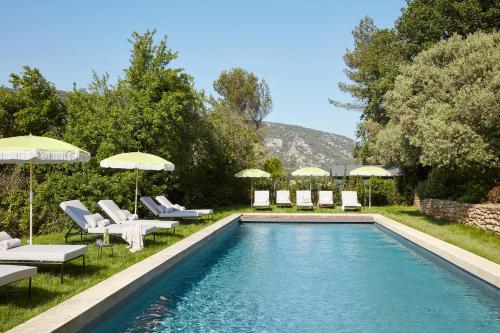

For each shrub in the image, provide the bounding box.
[486,186,500,204]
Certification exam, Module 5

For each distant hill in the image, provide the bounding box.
[262,122,355,170]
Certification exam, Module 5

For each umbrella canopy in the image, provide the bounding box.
[100,152,174,214]
[235,168,270,207]
[291,167,329,190]
[350,166,392,208]
[235,168,271,178]
[100,152,175,171]
[291,167,330,177]
[0,135,90,244]
[349,166,391,177]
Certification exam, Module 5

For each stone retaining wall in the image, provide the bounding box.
[419,199,500,233]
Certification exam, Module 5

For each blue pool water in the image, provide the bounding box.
[92,223,500,332]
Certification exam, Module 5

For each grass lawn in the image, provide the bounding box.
[1,205,499,331]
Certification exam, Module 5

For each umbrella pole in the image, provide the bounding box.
[135,169,139,215]
[250,178,253,208]
[369,181,372,208]
[29,161,33,245]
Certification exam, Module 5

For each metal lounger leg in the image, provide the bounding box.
[61,263,64,284]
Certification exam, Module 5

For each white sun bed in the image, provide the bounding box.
[253,191,270,209]
[341,191,362,211]
[155,196,213,217]
[276,190,292,207]
[296,190,314,210]
[140,196,201,218]
[0,265,37,299]
[98,200,179,231]
[0,231,86,283]
[318,191,334,208]
[60,200,156,242]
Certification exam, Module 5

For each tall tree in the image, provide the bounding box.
[375,31,500,201]
[213,68,272,129]
[0,66,65,137]
[397,0,500,55]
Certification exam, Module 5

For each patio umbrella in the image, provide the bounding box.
[291,167,330,190]
[350,166,391,208]
[235,168,271,207]
[0,135,90,244]
[100,152,174,214]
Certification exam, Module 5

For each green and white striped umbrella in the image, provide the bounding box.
[0,135,90,244]
[350,166,392,208]
[100,152,174,214]
[291,167,330,190]
[235,168,270,207]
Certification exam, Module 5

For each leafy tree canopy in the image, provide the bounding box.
[212,68,272,129]
[376,31,500,171]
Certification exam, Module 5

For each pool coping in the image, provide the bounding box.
[8,212,500,332]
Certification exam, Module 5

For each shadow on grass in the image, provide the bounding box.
[0,286,60,308]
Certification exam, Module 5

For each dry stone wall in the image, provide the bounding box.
[419,199,500,233]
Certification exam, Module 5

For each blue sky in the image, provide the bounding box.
[0,0,405,139]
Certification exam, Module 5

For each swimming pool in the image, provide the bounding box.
[91,223,500,332]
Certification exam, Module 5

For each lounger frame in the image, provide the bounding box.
[0,277,33,300]
[0,255,85,284]
[65,224,156,244]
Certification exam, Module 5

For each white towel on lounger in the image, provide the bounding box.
[0,238,21,250]
[121,224,143,252]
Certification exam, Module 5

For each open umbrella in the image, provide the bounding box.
[100,152,174,214]
[235,168,270,207]
[291,167,330,190]
[0,135,90,244]
[350,166,391,208]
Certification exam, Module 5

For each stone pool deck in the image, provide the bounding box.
[8,213,500,333]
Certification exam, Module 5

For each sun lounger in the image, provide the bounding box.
[98,200,179,231]
[253,191,270,209]
[296,190,314,210]
[155,196,213,218]
[140,197,202,219]
[318,191,334,208]
[0,231,86,283]
[61,200,156,242]
[276,190,292,207]
[341,191,362,211]
[0,265,37,299]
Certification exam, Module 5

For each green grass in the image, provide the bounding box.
[1,205,499,331]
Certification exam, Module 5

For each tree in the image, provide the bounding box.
[396,0,500,55]
[375,31,500,201]
[332,17,408,163]
[263,157,285,178]
[336,1,500,163]
[0,66,65,137]
[213,68,272,129]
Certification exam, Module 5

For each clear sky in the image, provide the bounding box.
[0,0,405,139]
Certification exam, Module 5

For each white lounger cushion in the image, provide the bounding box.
[0,265,37,287]
[0,245,87,262]
[61,200,155,235]
[122,220,179,229]
[140,197,200,218]
[155,196,213,216]
[342,191,362,210]
[319,191,334,205]
[253,191,270,207]
[158,211,200,218]
[99,200,178,229]
[276,190,291,204]
[87,223,155,235]
[296,191,313,207]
